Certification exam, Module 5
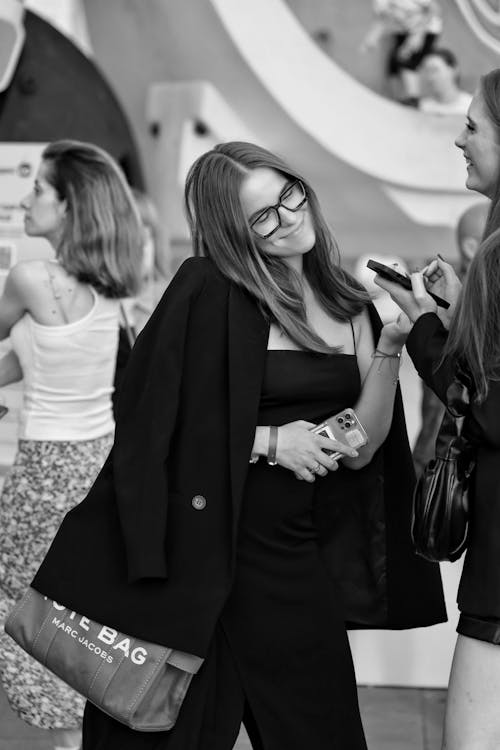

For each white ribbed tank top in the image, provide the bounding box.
[10,290,120,441]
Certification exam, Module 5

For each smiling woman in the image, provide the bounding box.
[26,140,447,750]
[455,83,500,199]
[374,68,500,750]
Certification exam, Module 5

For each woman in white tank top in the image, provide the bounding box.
[0,141,143,750]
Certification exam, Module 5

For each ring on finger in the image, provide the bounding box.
[312,462,322,473]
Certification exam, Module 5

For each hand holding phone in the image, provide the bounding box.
[367,259,450,309]
[311,408,368,461]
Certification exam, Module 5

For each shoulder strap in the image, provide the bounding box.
[349,318,357,355]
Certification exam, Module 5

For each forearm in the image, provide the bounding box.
[344,337,402,469]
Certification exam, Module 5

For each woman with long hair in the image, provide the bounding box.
[0,139,142,750]
[31,141,444,749]
[375,67,500,750]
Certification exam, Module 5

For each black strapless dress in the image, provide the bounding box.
[83,351,368,750]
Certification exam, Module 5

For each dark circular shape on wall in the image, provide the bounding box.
[0,10,144,189]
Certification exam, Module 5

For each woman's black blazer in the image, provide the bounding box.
[33,259,446,657]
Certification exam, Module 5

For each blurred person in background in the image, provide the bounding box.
[362,0,442,107]
[0,140,142,750]
[419,48,472,116]
[121,189,171,335]
[375,68,500,750]
[31,141,445,750]
[412,200,489,476]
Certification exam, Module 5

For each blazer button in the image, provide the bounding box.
[191,495,206,510]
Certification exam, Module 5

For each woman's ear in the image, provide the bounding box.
[58,199,68,221]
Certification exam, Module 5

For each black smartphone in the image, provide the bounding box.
[366,259,450,310]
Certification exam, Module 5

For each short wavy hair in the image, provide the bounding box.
[42,140,143,298]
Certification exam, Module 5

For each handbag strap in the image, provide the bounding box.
[434,409,464,456]
[119,301,136,349]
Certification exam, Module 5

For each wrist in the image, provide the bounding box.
[253,426,270,457]
[377,332,404,354]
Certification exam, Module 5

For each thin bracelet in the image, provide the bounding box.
[371,348,401,385]
[267,425,278,466]
[371,348,402,359]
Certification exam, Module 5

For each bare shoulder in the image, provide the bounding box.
[5,260,49,299]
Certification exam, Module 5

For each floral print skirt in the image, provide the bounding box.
[0,434,113,729]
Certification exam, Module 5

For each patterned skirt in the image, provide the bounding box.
[0,434,113,730]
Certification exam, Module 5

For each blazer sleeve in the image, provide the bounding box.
[405,312,455,403]
[112,257,207,583]
[406,311,500,448]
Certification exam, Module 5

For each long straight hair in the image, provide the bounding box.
[444,70,500,401]
[43,140,143,298]
[185,142,369,353]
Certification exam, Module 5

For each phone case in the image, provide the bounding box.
[366,259,412,288]
[366,258,450,309]
[311,408,368,460]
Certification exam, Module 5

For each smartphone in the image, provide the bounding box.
[311,408,368,461]
[366,259,450,310]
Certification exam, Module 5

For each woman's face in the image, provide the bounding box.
[21,160,66,244]
[239,167,315,269]
[455,90,500,199]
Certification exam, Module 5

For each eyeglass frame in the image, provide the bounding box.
[249,179,308,239]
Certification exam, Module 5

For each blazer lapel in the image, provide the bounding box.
[227,284,269,537]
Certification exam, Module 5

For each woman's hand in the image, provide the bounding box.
[374,272,437,323]
[422,257,462,329]
[379,311,412,351]
[252,422,358,483]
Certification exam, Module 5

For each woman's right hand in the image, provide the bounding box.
[423,257,462,329]
[274,420,358,482]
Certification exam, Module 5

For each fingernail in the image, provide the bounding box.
[350,449,358,457]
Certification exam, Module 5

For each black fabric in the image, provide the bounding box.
[407,313,500,620]
[82,625,262,750]
[457,614,500,645]
[112,325,133,417]
[82,347,368,749]
[33,259,445,659]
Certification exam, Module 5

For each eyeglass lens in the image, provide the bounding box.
[251,181,306,238]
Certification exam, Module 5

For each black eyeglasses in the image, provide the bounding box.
[249,180,307,239]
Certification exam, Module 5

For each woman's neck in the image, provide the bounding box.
[283,255,304,277]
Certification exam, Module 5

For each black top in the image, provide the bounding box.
[259,350,359,424]
[407,312,500,618]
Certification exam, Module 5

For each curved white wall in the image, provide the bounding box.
[210,0,467,192]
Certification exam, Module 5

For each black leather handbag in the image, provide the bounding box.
[411,378,476,563]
